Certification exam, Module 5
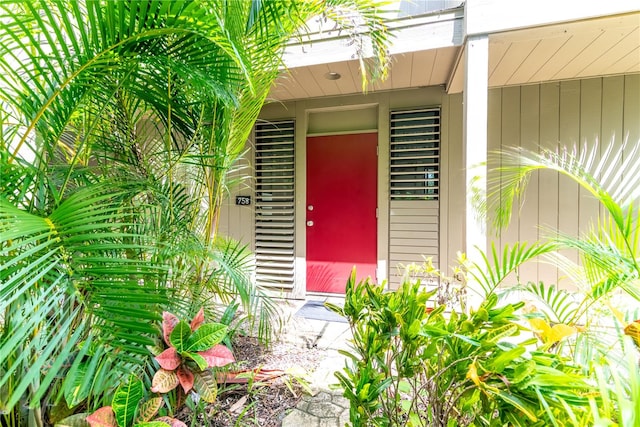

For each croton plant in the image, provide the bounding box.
[85,375,185,427]
[79,309,235,427]
[150,309,235,402]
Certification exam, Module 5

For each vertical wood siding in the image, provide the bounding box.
[442,93,465,274]
[216,154,254,248]
[487,74,640,288]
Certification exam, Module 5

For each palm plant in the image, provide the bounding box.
[471,140,640,424]
[476,141,639,303]
[0,0,390,424]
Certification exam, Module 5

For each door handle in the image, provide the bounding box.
[306,221,314,226]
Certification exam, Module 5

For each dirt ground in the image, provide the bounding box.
[177,335,324,426]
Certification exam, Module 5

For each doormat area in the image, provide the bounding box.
[295,300,348,323]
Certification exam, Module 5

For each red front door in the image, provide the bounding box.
[306,133,378,293]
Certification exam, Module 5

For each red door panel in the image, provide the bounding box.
[306,133,377,293]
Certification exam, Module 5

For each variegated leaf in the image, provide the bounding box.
[154,416,188,427]
[85,406,117,427]
[193,370,217,403]
[162,312,180,346]
[169,321,191,353]
[55,413,91,427]
[155,347,181,370]
[176,366,195,393]
[190,308,205,331]
[184,351,208,370]
[151,368,179,393]
[624,320,640,349]
[112,376,143,427]
[185,323,227,352]
[198,344,235,368]
[135,397,163,423]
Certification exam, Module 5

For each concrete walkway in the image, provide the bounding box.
[276,297,353,427]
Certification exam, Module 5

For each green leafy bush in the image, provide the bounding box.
[0,1,390,424]
[150,309,234,403]
[330,270,594,426]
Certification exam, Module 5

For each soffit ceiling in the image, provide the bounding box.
[269,11,639,101]
[449,12,640,92]
[269,47,459,101]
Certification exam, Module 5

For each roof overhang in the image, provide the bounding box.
[448,12,640,93]
[268,7,639,102]
[269,6,464,101]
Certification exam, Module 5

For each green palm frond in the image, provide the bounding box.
[479,141,640,301]
[482,141,639,234]
[563,214,639,300]
[468,241,557,297]
[0,185,169,410]
[207,238,282,343]
[1,0,242,159]
[524,282,579,325]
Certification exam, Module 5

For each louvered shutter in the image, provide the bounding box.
[389,108,440,287]
[254,121,296,292]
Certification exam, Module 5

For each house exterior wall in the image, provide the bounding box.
[218,87,465,295]
[216,154,254,247]
[486,74,640,288]
[218,73,639,295]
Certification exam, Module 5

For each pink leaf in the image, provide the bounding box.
[162,312,179,346]
[86,406,117,427]
[199,344,235,368]
[155,347,181,370]
[156,416,188,427]
[190,308,205,331]
[151,369,179,393]
[176,366,194,394]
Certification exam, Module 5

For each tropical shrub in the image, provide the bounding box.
[57,310,235,427]
[330,270,594,427]
[66,375,186,427]
[467,141,640,425]
[0,0,390,424]
[150,310,234,403]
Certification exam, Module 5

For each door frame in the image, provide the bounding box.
[257,93,452,299]
[304,132,379,294]
[286,102,392,298]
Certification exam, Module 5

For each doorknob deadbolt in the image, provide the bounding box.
[306,221,314,226]
[307,205,314,211]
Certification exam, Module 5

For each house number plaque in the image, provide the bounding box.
[235,196,251,206]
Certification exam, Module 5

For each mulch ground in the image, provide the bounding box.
[176,335,324,426]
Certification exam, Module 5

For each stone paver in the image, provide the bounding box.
[283,392,350,427]
[279,298,352,427]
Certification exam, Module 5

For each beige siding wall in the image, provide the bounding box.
[487,74,640,287]
[217,73,639,294]
[216,154,255,248]
[441,92,465,276]
[218,87,467,294]
[389,200,440,286]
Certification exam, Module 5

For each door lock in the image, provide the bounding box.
[306,221,314,226]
